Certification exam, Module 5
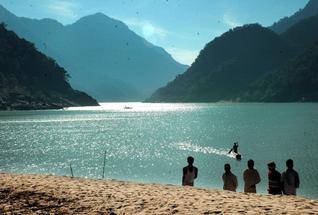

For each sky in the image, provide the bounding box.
[0,0,309,65]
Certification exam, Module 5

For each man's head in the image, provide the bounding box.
[286,159,294,169]
[187,156,194,165]
[267,161,276,170]
[224,163,231,172]
[248,159,254,169]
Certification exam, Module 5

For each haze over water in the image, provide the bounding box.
[0,103,318,199]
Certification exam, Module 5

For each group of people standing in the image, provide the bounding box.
[182,156,300,196]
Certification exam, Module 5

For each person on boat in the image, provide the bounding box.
[267,162,282,195]
[182,156,198,186]
[228,142,239,154]
[222,163,238,192]
[243,159,261,193]
[281,159,300,195]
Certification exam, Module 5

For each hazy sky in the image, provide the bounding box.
[0,0,309,65]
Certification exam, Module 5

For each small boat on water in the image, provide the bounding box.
[124,106,133,109]
[230,152,242,160]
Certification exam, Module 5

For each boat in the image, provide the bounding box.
[230,152,242,160]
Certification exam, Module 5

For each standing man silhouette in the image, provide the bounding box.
[222,163,238,192]
[243,159,261,193]
[267,162,282,195]
[282,159,300,195]
[182,156,198,186]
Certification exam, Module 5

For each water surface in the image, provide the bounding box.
[0,103,317,199]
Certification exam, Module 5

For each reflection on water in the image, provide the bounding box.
[175,142,230,157]
[65,102,201,112]
[0,103,318,199]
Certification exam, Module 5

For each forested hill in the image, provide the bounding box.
[240,42,318,102]
[246,15,318,102]
[147,7,318,103]
[282,14,318,51]
[0,23,98,110]
[147,24,294,102]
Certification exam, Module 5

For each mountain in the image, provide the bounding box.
[240,42,318,102]
[148,11,318,103]
[281,14,318,51]
[0,23,98,110]
[270,0,318,34]
[0,5,187,101]
[147,24,294,102]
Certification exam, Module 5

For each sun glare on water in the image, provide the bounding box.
[65,102,200,112]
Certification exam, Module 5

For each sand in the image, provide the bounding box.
[0,173,317,214]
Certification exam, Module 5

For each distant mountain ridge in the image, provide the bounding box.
[147,24,295,102]
[148,12,318,102]
[270,0,318,34]
[0,23,98,110]
[0,5,187,101]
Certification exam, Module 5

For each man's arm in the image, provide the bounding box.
[256,170,261,184]
[243,170,247,183]
[295,172,300,188]
[234,175,238,189]
[194,167,198,179]
[182,167,186,185]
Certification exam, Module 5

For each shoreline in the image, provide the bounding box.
[1,102,318,112]
[1,173,317,214]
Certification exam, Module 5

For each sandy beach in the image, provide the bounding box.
[0,173,317,214]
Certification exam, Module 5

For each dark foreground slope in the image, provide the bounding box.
[0,24,98,110]
[147,24,294,102]
[240,42,318,102]
[241,15,318,102]
[281,14,318,51]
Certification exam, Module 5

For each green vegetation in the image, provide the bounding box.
[148,12,318,102]
[282,15,318,51]
[241,42,318,102]
[0,23,98,110]
[147,24,294,102]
